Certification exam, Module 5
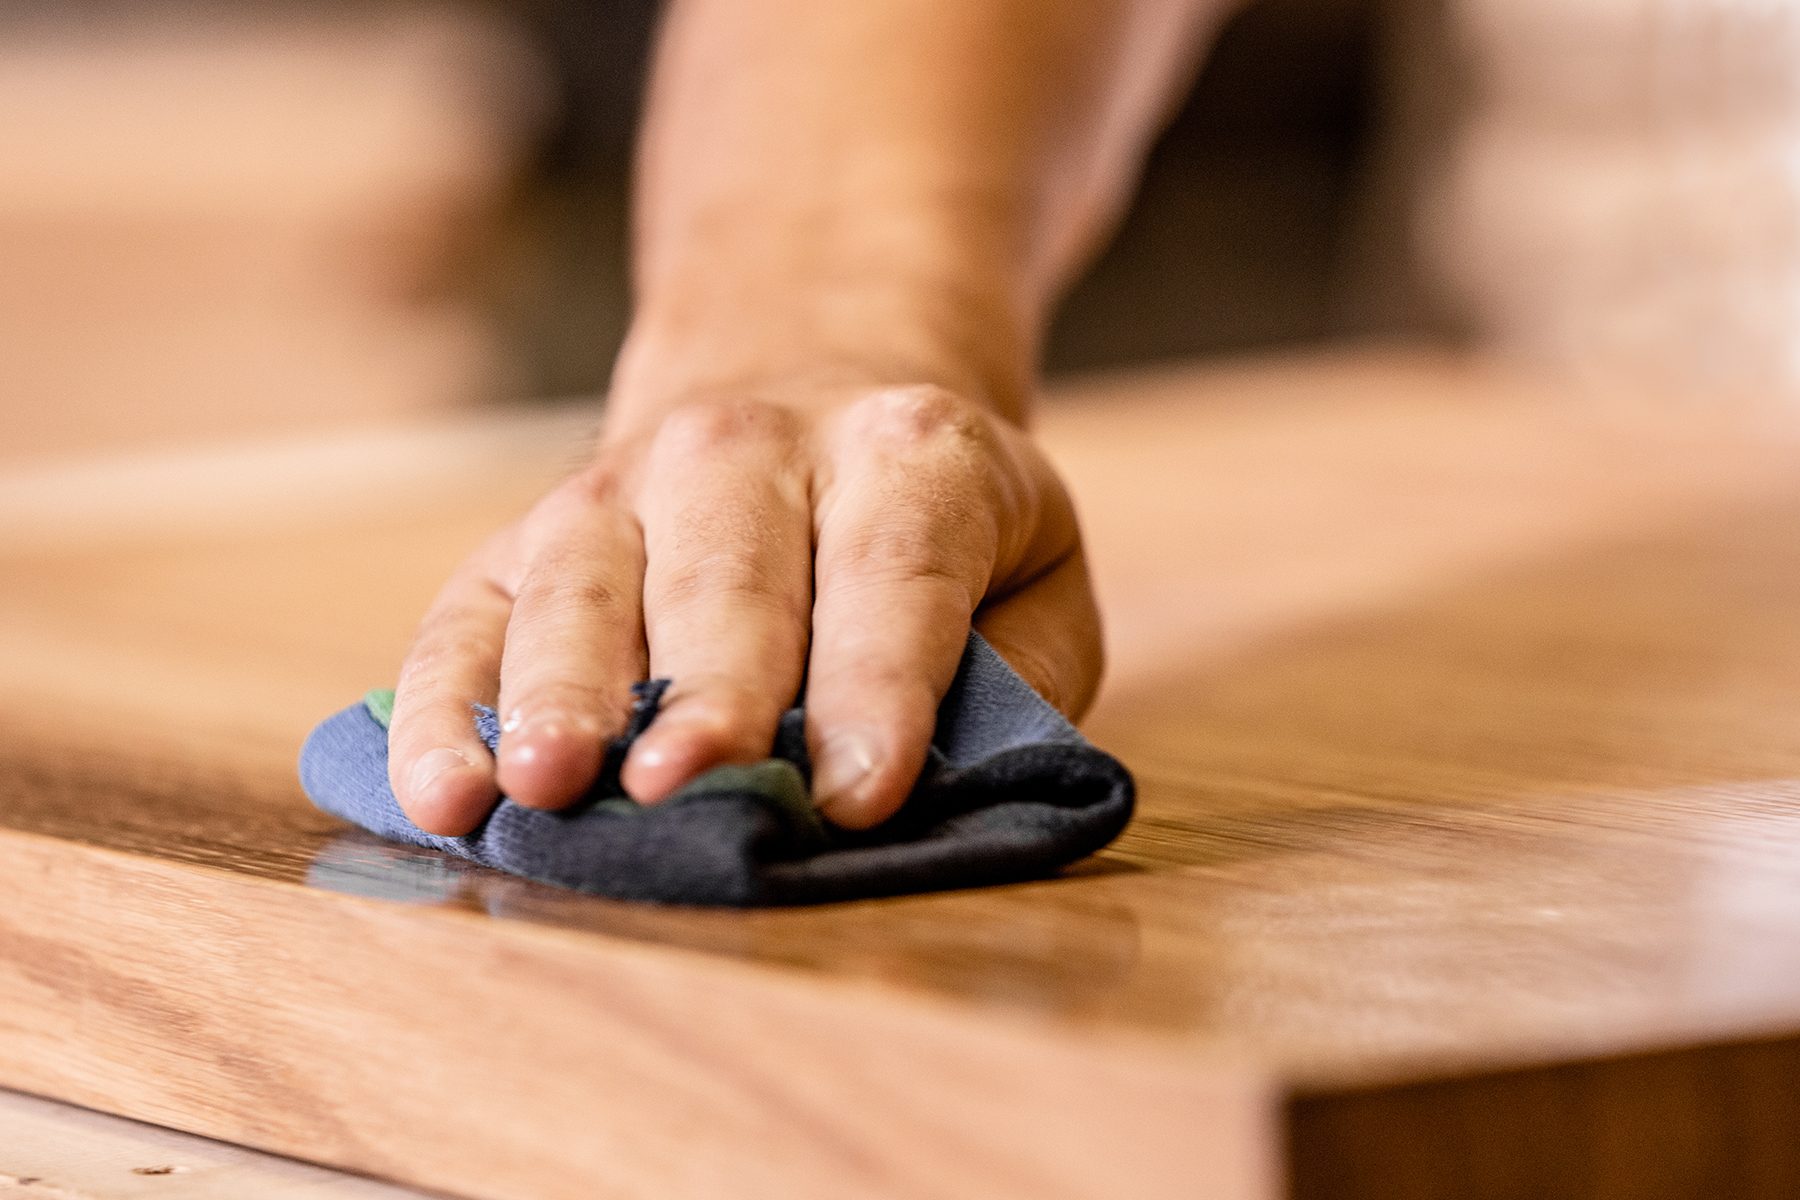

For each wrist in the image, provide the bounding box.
[610,200,1039,427]
[610,314,1030,432]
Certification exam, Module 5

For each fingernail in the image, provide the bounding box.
[622,717,717,797]
[625,734,673,772]
[499,710,604,766]
[812,730,880,812]
[409,746,474,803]
[623,705,726,773]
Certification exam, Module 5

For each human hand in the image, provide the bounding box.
[385,381,1101,836]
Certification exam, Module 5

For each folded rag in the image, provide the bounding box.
[297,632,1133,906]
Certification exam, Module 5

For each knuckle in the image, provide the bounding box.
[563,459,629,507]
[397,644,452,693]
[843,385,982,453]
[830,520,988,597]
[399,615,489,689]
[654,550,790,613]
[517,559,629,622]
[650,397,796,462]
[506,678,614,719]
[519,466,631,547]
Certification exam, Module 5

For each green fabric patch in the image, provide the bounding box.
[670,759,828,850]
[363,688,396,730]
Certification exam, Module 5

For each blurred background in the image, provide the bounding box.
[4,0,1796,466]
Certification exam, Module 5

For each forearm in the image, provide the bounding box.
[612,0,1229,424]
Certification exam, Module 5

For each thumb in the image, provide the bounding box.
[973,550,1104,719]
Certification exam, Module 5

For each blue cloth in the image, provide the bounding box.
[298,632,1133,906]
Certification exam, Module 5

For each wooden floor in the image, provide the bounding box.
[4,346,1800,1198]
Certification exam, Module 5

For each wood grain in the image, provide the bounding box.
[0,1088,426,1198]
[3,346,1800,1197]
[1289,1035,1800,1200]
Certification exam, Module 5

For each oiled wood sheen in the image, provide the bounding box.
[3,347,1800,1198]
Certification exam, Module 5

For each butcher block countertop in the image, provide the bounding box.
[5,345,1800,1199]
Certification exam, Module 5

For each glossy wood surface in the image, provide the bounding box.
[4,346,1800,1197]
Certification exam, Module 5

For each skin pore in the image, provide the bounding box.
[385,0,1230,836]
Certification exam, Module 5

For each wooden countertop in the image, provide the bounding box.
[4,346,1800,1199]
[0,1087,425,1198]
